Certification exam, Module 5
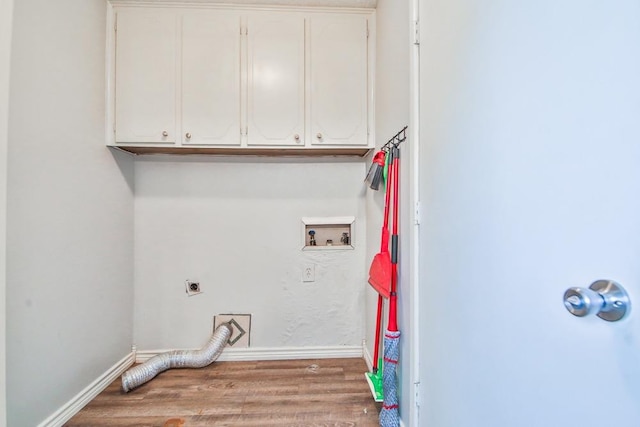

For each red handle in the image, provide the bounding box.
[388,147,400,332]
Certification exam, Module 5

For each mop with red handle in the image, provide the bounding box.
[379,144,400,427]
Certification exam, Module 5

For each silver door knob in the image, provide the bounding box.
[316,133,322,139]
[162,131,168,137]
[185,132,191,139]
[294,134,300,142]
[563,280,630,322]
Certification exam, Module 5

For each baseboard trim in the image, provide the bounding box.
[38,352,135,427]
[136,345,364,363]
[362,341,374,371]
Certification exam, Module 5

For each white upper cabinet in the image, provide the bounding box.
[181,11,241,146]
[309,14,369,146]
[110,6,374,155]
[115,9,177,143]
[246,13,305,146]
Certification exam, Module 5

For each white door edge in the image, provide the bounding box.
[408,0,421,424]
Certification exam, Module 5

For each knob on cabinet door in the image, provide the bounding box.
[162,131,168,137]
[185,132,192,139]
[563,280,630,322]
[294,134,300,142]
[316,133,323,139]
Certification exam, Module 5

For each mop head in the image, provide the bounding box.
[365,369,384,402]
[380,330,401,426]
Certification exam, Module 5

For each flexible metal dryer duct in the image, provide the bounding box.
[121,322,233,392]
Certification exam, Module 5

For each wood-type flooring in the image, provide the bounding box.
[65,358,381,426]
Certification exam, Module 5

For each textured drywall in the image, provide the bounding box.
[134,157,367,350]
[6,1,134,425]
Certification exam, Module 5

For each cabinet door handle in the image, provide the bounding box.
[316,133,323,139]
[162,131,168,137]
[294,134,300,142]
[185,133,192,139]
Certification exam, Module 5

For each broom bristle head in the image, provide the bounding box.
[369,165,384,190]
[365,161,379,183]
[365,151,387,189]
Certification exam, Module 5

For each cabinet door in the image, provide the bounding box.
[309,15,369,146]
[247,13,305,146]
[181,12,241,146]
[115,9,176,143]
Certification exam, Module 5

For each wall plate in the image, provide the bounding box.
[214,314,251,347]
[185,280,202,296]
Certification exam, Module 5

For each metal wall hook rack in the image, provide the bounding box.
[381,125,408,152]
[365,126,408,190]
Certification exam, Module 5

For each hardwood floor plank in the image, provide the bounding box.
[65,358,381,427]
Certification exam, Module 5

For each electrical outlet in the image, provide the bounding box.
[302,264,315,282]
[185,280,202,296]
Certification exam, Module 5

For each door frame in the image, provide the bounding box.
[0,0,14,424]
[407,0,421,425]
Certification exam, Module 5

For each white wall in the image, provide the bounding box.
[0,0,14,425]
[417,1,640,426]
[6,1,135,425]
[134,157,366,350]
[367,0,410,419]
